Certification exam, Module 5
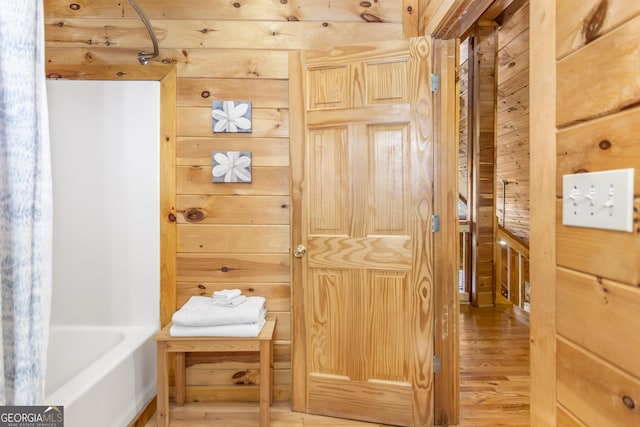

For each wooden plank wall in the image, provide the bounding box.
[529,0,640,425]
[495,1,529,243]
[459,38,470,207]
[555,1,640,425]
[458,38,473,301]
[43,0,408,402]
[470,23,497,307]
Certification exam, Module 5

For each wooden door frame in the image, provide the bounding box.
[432,38,461,426]
[288,50,306,412]
[45,65,178,328]
[529,1,557,424]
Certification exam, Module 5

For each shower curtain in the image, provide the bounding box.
[0,1,52,405]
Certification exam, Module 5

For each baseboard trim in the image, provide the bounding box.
[128,395,157,427]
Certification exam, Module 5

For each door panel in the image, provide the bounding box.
[290,37,434,427]
[308,127,349,234]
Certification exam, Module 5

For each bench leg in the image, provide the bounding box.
[260,339,273,427]
[268,339,274,405]
[175,352,186,406]
[156,342,169,427]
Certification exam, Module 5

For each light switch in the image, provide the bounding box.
[562,168,635,232]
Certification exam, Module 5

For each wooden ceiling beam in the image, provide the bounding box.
[421,0,526,39]
[423,0,494,39]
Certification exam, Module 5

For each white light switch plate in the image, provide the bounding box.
[562,168,635,232]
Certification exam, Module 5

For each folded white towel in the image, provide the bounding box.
[212,289,242,301]
[170,313,267,338]
[172,296,266,327]
[212,295,247,307]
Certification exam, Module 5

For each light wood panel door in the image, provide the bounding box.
[290,37,434,427]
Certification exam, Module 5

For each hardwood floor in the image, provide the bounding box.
[143,304,530,426]
[458,305,530,426]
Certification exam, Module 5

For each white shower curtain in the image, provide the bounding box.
[0,1,52,405]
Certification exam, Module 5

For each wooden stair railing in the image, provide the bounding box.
[495,226,530,312]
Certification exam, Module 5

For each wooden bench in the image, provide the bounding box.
[153,318,276,427]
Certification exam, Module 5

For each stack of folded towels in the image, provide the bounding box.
[170,289,267,337]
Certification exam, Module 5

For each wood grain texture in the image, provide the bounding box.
[557,267,640,380]
[556,0,640,59]
[495,226,529,310]
[128,396,156,427]
[177,107,288,138]
[550,3,640,426]
[45,0,403,23]
[496,1,529,245]
[471,24,497,307]
[46,64,179,328]
[177,137,289,167]
[177,166,290,196]
[159,67,178,328]
[498,45,528,89]
[556,13,640,126]
[556,107,640,196]
[43,0,424,409]
[556,405,587,427]
[155,319,276,426]
[176,253,290,283]
[292,37,434,426]
[45,18,403,50]
[556,199,640,286]
[529,0,557,424]
[459,42,470,204]
[419,0,457,36]
[432,38,460,426]
[307,126,350,235]
[177,78,288,108]
[176,195,290,225]
[186,343,290,371]
[46,47,290,79]
[177,224,290,253]
[402,0,420,38]
[308,376,414,425]
[557,337,640,426]
[143,305,531,426]
[306,104,411,127]
[45,63,172,80]
[459,305,530,426]
[400,37,434,427]
[308,236,412,270]
[421,0,494,39]
[497,1,528,50]
[288,49,307,413]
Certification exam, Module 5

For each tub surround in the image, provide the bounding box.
[45,78,162,426]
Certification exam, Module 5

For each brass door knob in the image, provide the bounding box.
[293,244,307,258]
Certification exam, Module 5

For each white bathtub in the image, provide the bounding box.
[45,325,157,427]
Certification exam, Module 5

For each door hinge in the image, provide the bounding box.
[433,355,441,373]
[432,215,440,232]
[431,73,440,91]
